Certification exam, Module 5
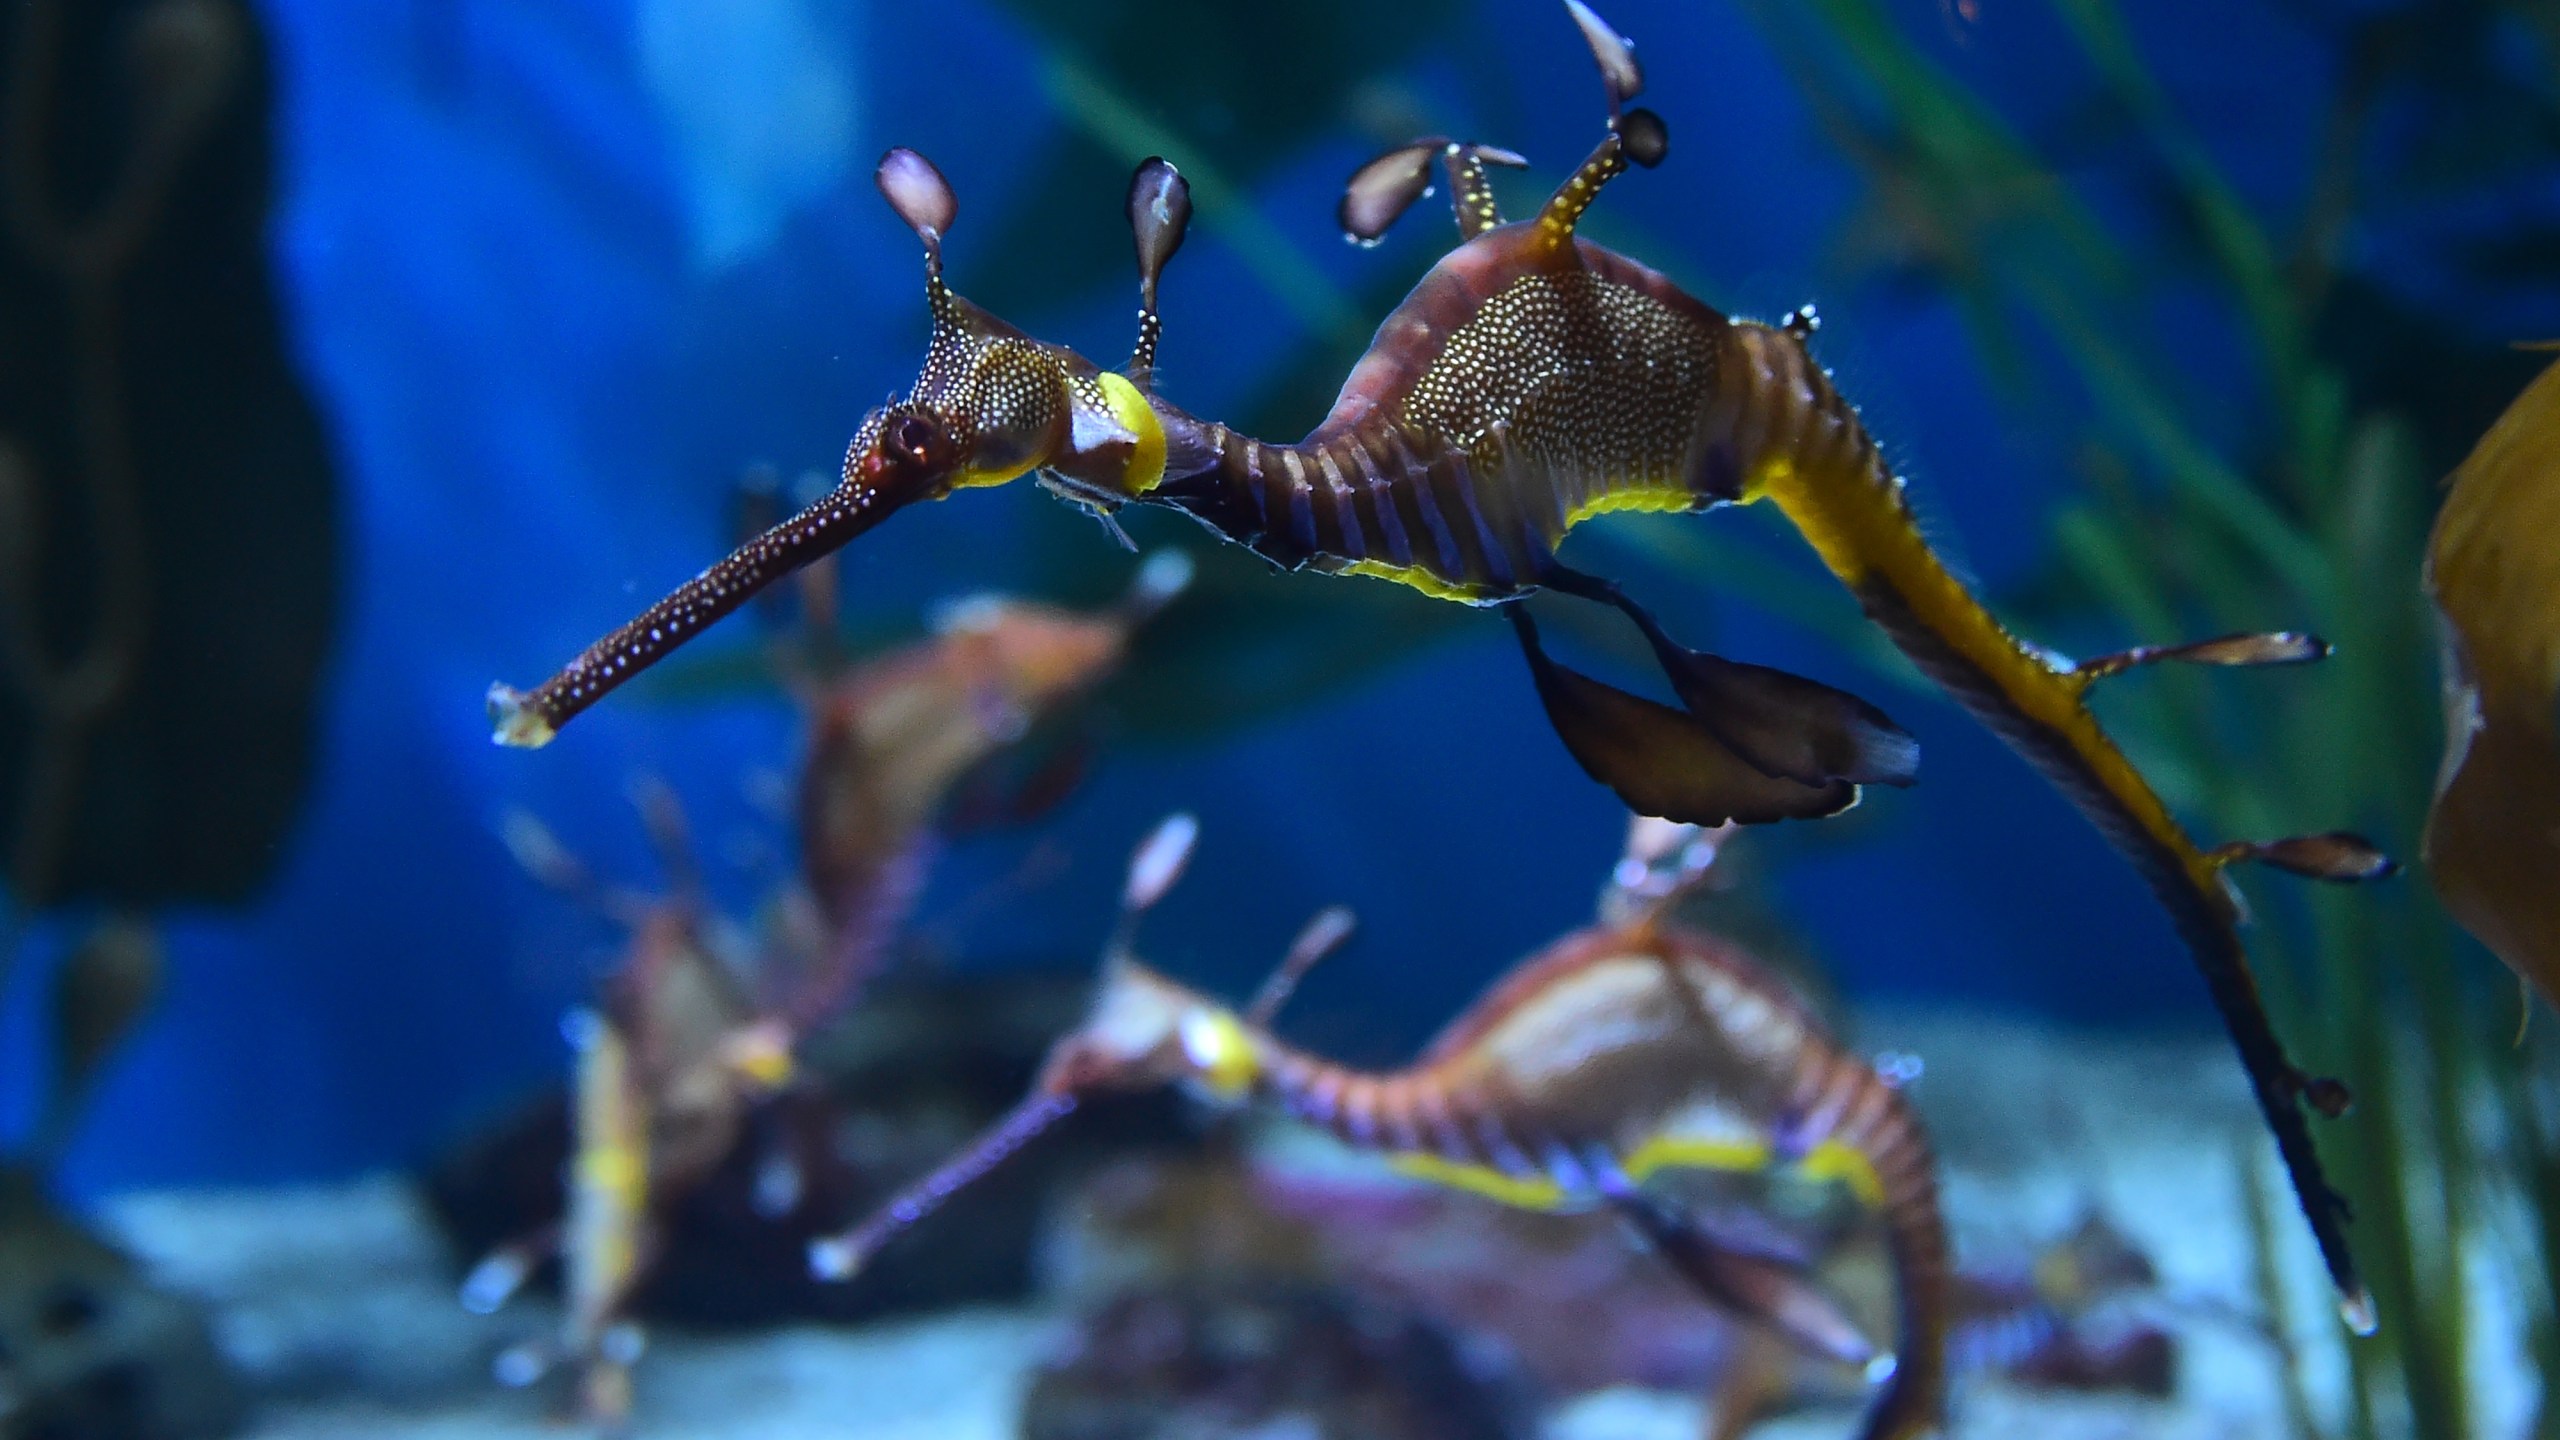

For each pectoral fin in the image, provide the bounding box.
[1653,645,1918,788]
[1607,1189,1878,1369]
[1539,565,1915,787]
[1513,609,1857,825]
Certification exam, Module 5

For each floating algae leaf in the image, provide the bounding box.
[2424,356,2560,1008]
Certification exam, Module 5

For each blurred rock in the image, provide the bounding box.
[1021,1283,1534,1440]
[0,1168,242,1440]
[73,1010,2489,1438]
[1041,1132,1870,1403]
[2009,1322,2175,1398]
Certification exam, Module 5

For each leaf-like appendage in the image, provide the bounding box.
[1127,157,1192,288]
[877,148,957,252]
[1339,141,1443,246]
[2247,832,2398,883]
[1565,0,1642,106]
[1619,107,1668,168]
[1123,813,1200,914]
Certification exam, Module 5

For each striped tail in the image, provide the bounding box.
[1254,992,1945,1438]
[1848,570,2368,1329]
[1791,1047,1950,1440]
[1732,319,2368,1325]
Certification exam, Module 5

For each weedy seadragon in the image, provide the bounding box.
[487,0,2392,1329]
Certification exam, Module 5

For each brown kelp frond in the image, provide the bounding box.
[2426,358,2560,1010]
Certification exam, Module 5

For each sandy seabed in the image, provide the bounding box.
[98,1010,2536,1440]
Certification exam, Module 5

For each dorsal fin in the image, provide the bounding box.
[1601,816,1731,929]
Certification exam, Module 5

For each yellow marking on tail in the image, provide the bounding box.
[1390,1153,1569,1210]
[1747,451,2223,903]
[1787,1140,1888,1210]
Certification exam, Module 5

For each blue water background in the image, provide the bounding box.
[9,0,2546,1188]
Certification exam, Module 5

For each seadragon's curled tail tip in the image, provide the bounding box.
[1852,1349,1944,1440]
[487,683,557,749]
[807,1236,862,1283]
[2302,1142,2375,1334]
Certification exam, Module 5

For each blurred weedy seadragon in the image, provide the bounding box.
[487,0,2391,1327]
[807,815,1949,1440]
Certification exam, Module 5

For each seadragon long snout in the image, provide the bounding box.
[488,469,939,748]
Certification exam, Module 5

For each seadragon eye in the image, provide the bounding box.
[891,415,939,463]
[855,412,954,487]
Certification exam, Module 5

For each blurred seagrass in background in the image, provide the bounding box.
[1698,0,2560,1434]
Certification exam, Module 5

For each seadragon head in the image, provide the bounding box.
[1032,813,1264,1103]
[803,813,1357,1284]
[847,152,1180,519]
[487,151,1194,749]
